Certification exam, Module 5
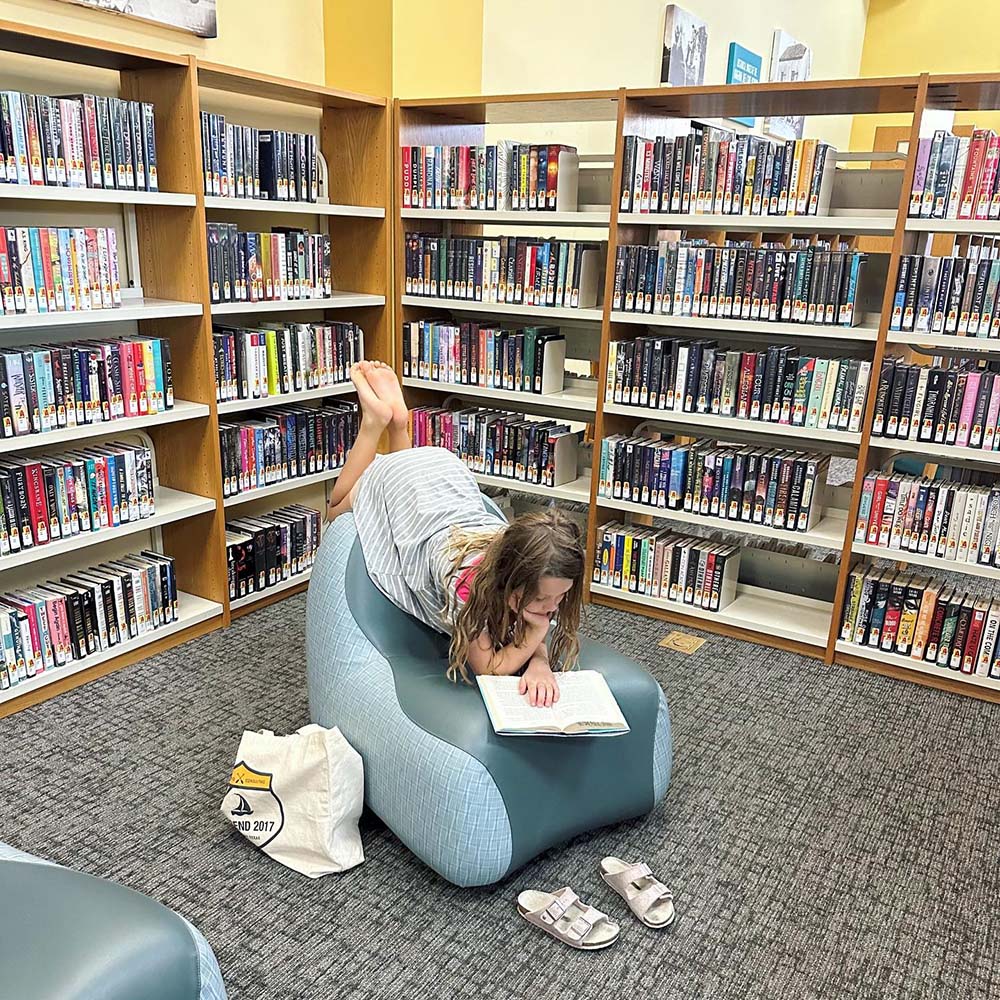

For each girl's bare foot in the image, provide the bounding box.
[365,361,409,430]
[350,362,393,428]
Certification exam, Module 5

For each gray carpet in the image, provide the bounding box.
[2,595,999,1000]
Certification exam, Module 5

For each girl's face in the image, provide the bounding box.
[511,576,575,618]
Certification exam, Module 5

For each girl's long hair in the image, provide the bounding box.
[445,508,585,683]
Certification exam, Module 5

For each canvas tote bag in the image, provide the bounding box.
[221,724,364,876]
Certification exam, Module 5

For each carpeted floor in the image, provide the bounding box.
[2,594,999,1000]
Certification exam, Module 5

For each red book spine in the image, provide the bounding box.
[132,342,149,415]
[119,342,138,417]
[959,130,988,219]
[24,461,49,544]
[976,133,1000,220]
[963,604,988,674]
[867,476,890,544]
[82,95,102,188]
[641,141,654,213]
[401,146,411,208]
[9,599,43,674]
[702,551,716,609]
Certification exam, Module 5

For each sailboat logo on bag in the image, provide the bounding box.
[222,761,285,848]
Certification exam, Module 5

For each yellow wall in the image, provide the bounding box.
[325,0,392,96]
[0,0,326,81]
[392,0,483,98]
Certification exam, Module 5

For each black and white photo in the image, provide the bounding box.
[660,4,709,88]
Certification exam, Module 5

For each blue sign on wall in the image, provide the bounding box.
[727,42,763,127]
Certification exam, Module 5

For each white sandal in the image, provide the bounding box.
[517,887,620,950]
[600,857,676,928]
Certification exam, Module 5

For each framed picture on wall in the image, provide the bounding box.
[660,4,708,89]
[55,0,218,38]
[763,29,812,140]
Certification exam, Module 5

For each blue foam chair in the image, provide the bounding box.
[306,507,672,887]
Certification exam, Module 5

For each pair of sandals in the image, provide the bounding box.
[517,856,675,950]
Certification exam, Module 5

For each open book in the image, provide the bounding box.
[477,670,629,737]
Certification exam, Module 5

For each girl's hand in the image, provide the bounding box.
[519,658,560,708]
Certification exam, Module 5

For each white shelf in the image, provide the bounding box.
[400,294,603,324]
[904,218,1000,235]
[0,297,202,330]
[850,542,1000,582]
[602,402,862,446]
[230,568,312,611]
[596,494,847,551]
[217,383,355,415]
[402,376,597,415]
[473,472,592,504]
[205,196,384,218]
[0,400,211,455]
[401,208,610,226]
[0,185,195,207]
[619,212,896,235]
[0,488,216,572]
[835,640,1000,693]
[590,581,833,648]
[224,467,342,508]
[886,330,1000,354]
[0,591,223,706]
[610,310,880,343]
[212,293,385,316]
[868,436,1000,468]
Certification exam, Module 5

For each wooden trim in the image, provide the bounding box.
[398,89,620,108]
[835,650,1000,704]
[197,60,385,109]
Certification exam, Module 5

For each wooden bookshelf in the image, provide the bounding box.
[0,25,389,714]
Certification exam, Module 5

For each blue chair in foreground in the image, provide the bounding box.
[0,842,226,1000]
[306,504,672,888]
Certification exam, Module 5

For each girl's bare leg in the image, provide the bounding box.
[326,363,391,519]
[364,361,411,453]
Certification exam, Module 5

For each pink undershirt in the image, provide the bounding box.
[454,554,483,604]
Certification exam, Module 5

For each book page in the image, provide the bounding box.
[478,676,562,732]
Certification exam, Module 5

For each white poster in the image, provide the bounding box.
[660,4,709,88]
[56,0,218,38]
[763,30,812,140]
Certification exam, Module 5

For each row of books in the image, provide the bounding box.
[0,91,158,191]
[206,223,332,304]
[401,142,576,212]
[0,550,177,691]
[871,358,1000,451]
[605,338,871,434]
[0,225,122,316]
[226,504,321,601]
[856,470,1000,567]
[593,522,740,611]
[890,241,1000,336]
[597,435,828,534]
[611,241,867,327]
[409,407,579,489]
[0,337,173,440]
[841,564,1000,678]
[619,130,834,217]
[0,442,154,557]
[908,129,1000,221]
[219,401,358,499]
[213,321,362,404]
[200,113,318,203]
[401,320,566,395]
[403,233,602,310]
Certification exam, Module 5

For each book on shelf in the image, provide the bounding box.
[226,503,321,600]
[0,337,173,439]
[0,549,177,692]
[401,142,578,213]
[598,434,829,535]
[855,467,1000,567]
[908,128,1000,221]
[0,441,154,558]
[0,91,157,192]
[619,130,835,218]
[213,321,362,403]
[605,337,870,435]
[840,562,1000,678]
[402,319,566,395]
[0,225,122,315]
[872,356,1000,452]
[403,233,603,310]
[200,113,317,203]
[219,400,357,499]
[206,223,332,305]
[477,671,628,737]
[612,240,867,328]
[890,238,1000,336]
[409,405,579,489]
[593,520,740,612]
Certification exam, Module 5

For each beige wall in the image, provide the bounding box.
[0,0,326,82]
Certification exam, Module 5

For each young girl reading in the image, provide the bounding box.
[327,360,585,707]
